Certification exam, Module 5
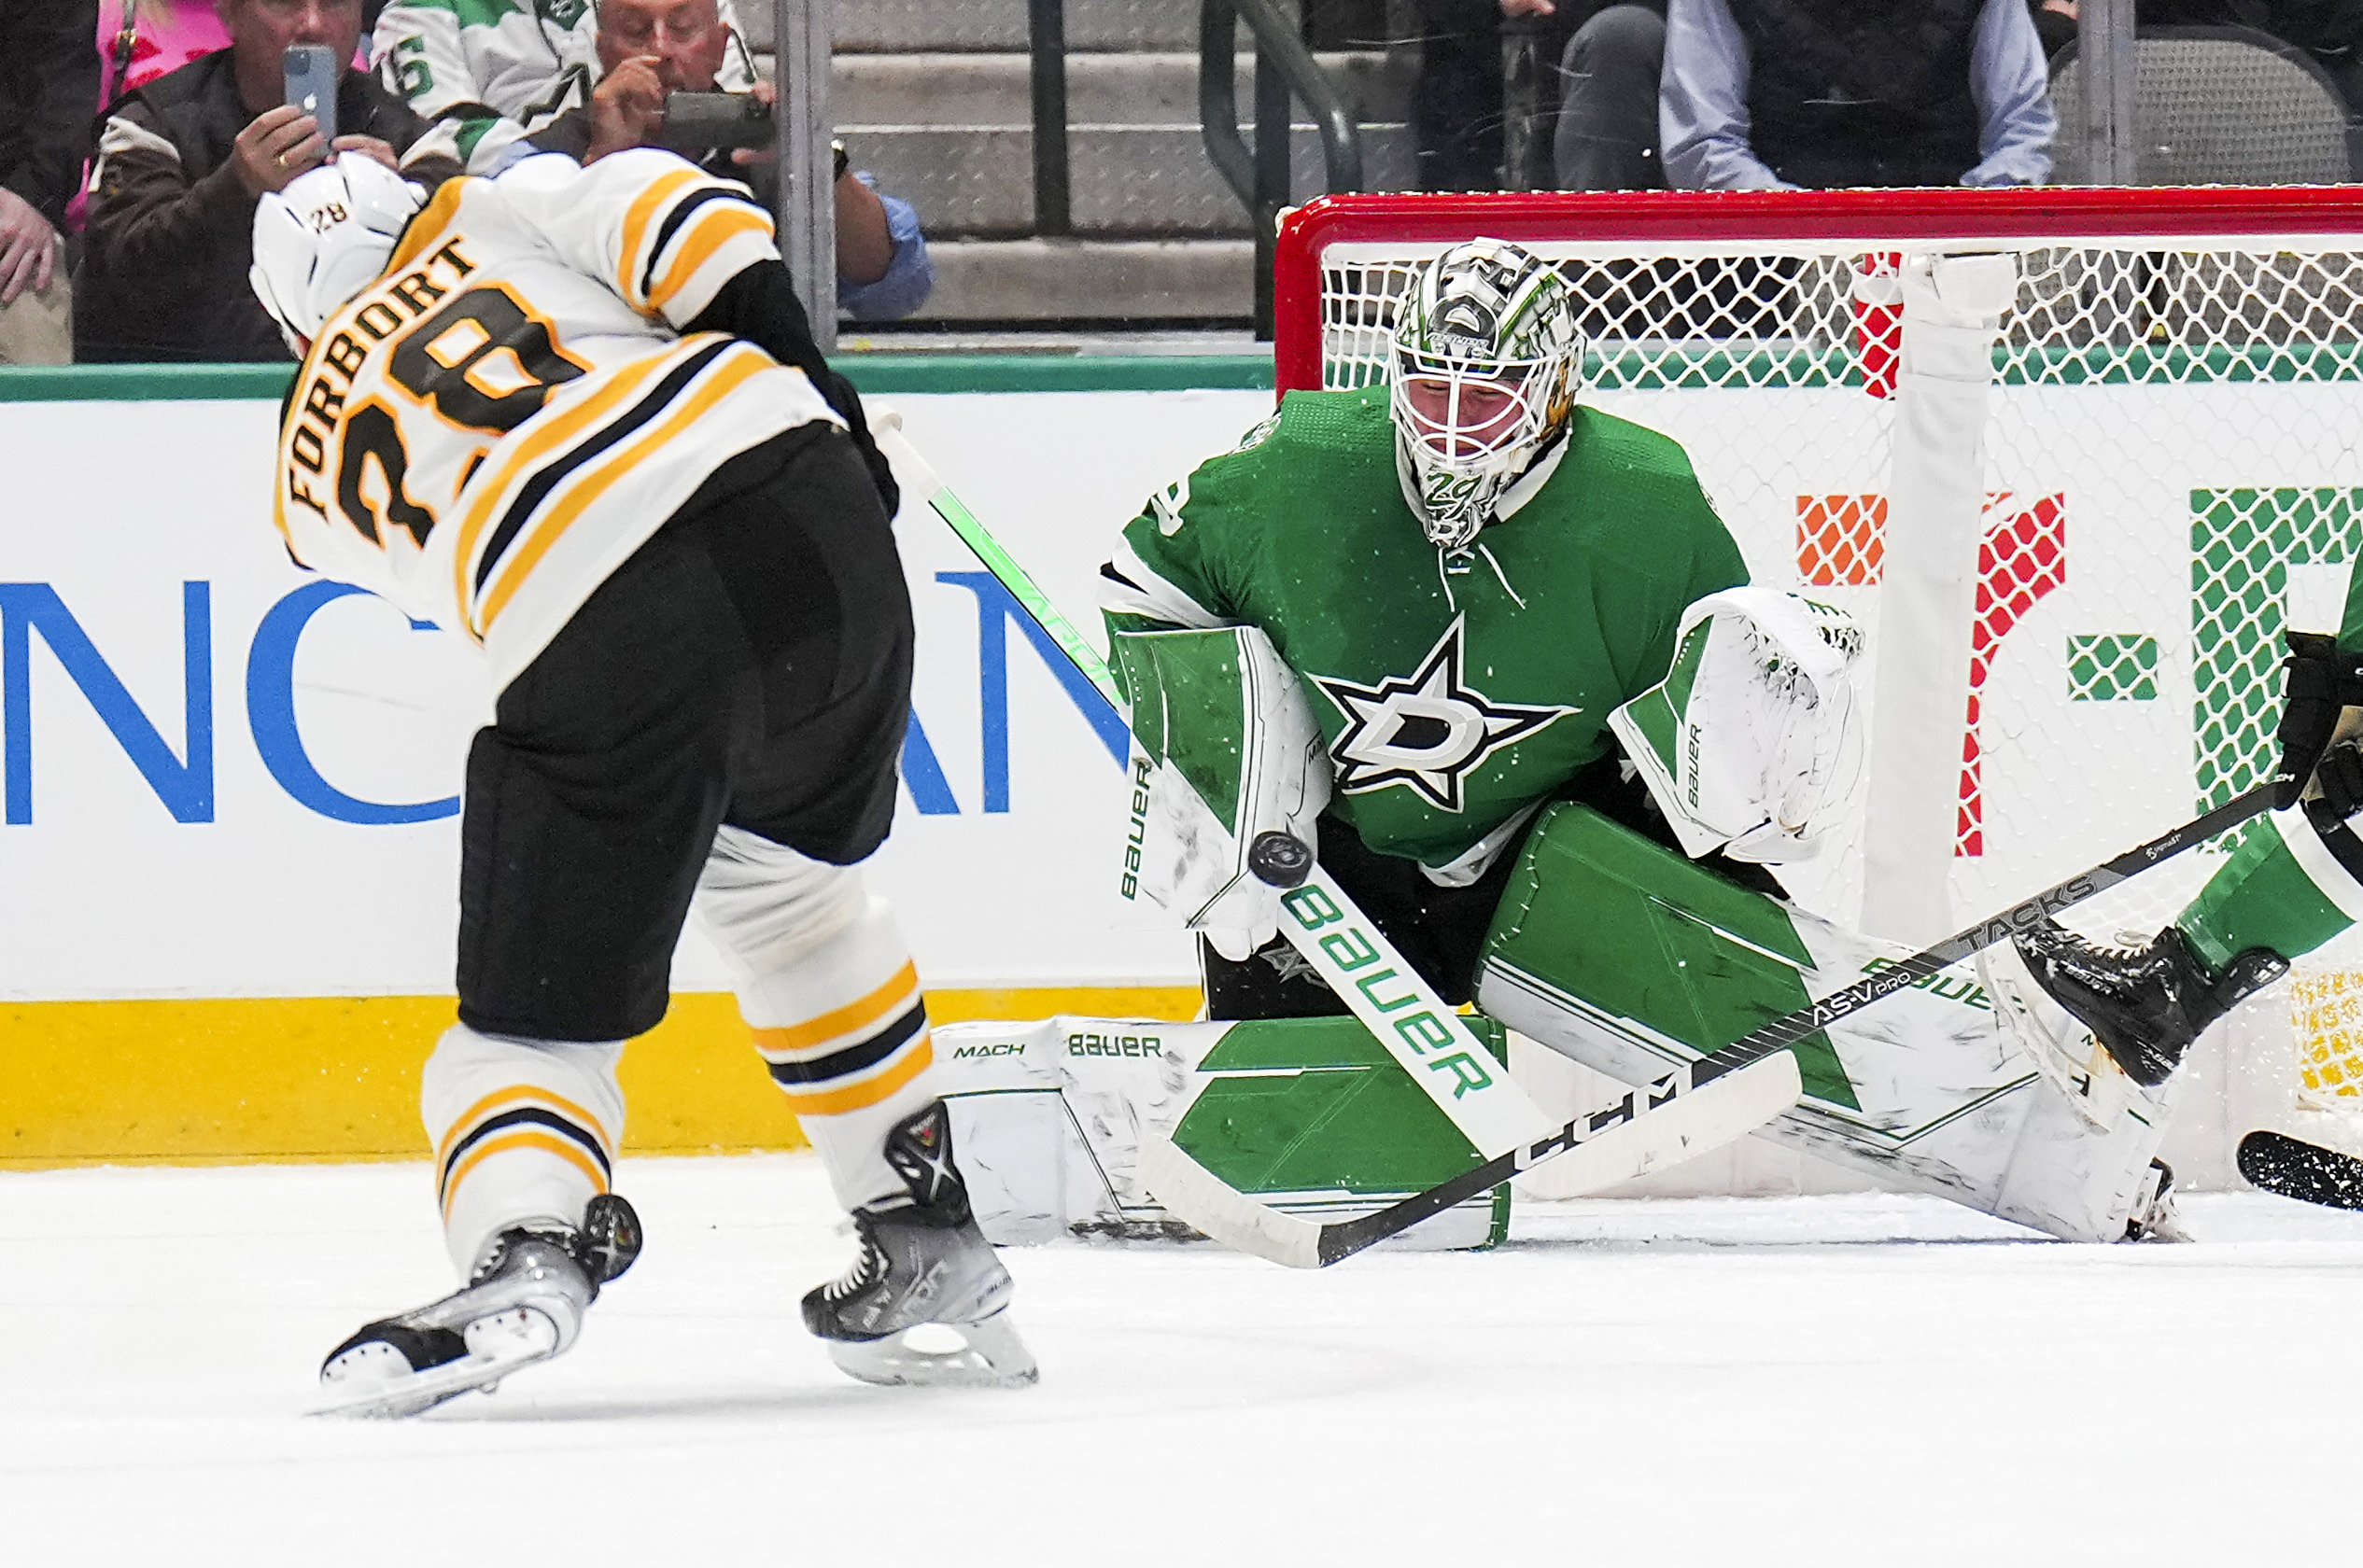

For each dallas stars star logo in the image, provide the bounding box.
[1310,620,1575,812]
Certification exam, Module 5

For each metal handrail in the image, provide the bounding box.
[1201,0,1363,336]
[1199,0,1365,214]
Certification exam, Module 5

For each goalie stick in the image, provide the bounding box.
[1146,781,2281,1267]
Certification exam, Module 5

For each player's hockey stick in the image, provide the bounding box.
[869,410,1567,1159]
[2238,1128,2363,1210]
[1147,781,2281,1267]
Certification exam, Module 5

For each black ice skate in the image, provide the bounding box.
[2011,923,2288,1087]
[803,1101,1037,1388]
[315,1193,641,1419]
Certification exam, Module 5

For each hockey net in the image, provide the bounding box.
[1273,188,2363,1155]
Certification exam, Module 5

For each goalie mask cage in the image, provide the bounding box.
[1272,187,2363,1175]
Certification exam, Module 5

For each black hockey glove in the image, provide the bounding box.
[2317,743,2363,821]
[2275,631,2363,809]
[684,260,900,518]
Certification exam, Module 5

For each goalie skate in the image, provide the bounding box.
[315,1194,641,1419]
[803,1102,1038,1389]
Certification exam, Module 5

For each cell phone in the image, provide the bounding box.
[284,43,339,147]
[656,91,772,153]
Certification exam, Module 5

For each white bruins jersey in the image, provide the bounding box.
[273,150,839,691]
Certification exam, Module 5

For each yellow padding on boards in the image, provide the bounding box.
[0,986,1203,1169]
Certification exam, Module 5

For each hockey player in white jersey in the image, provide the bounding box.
[250,150,1034,1415]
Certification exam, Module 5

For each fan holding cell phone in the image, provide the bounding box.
[228,36,398,197]
[73,0,457,364]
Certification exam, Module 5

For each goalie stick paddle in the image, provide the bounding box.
[871,410,1559,1159]
[1182,780,2281,1268]
[2237,1128,2363,1211]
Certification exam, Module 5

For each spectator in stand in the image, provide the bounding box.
[74,0,453,361]
[1551,0,1668,189]
[78,3,368,231]
[1555,1,2067,189]
[2031,0,2080,57]
[1,0,99,364]
[369,0,750,175]
[1661,0,2055,190]
[95,0,232,104]
[2142,1,2363,117]
[459,0,931,319]
[1411,0,1510,189]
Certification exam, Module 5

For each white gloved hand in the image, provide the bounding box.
[1192,825,1318,961]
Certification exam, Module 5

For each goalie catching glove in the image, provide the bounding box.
[1607,587,1866,864]
[1112,624,1331,959]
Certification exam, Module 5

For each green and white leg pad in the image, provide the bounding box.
[1476,805,2175,1242]
[927,1015,1513,1251]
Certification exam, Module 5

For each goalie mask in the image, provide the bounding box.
[250,156,427,353]
[1389,238,1582,553]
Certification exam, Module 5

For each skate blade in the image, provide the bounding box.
[823,1309,1039,1389]
[311,1307,562,1419]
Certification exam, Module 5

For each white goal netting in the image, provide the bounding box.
[1280,192,2363,1155]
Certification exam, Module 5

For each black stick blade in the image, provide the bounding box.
[2239,1128,2363,1211]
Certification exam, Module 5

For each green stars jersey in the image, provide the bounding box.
[1100,388,1748,872]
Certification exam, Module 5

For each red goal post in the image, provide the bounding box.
[1271,187,2363,1169]
[1274,185,2363,392]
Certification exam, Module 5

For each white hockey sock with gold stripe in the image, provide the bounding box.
[694,827,940,1211]
[422,1024,626,1277]
[744,914,938,1211]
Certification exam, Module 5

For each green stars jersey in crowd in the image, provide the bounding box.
[1104,388,1747,872]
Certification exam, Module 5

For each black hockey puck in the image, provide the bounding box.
[1247,831,1314,889]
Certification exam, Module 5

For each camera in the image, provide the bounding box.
[654,91,772,153]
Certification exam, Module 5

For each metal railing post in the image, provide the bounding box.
[775,0,836,351]
[1500,16,1551,190]
[1252,31,1290,338]
[2078,0,2138,185]
[1199,0,1365,336]
[1028,0,1071,236]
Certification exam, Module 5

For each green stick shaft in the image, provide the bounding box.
[922,486,1121,707]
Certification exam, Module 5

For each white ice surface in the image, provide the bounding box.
[7,1157,2363,1567]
